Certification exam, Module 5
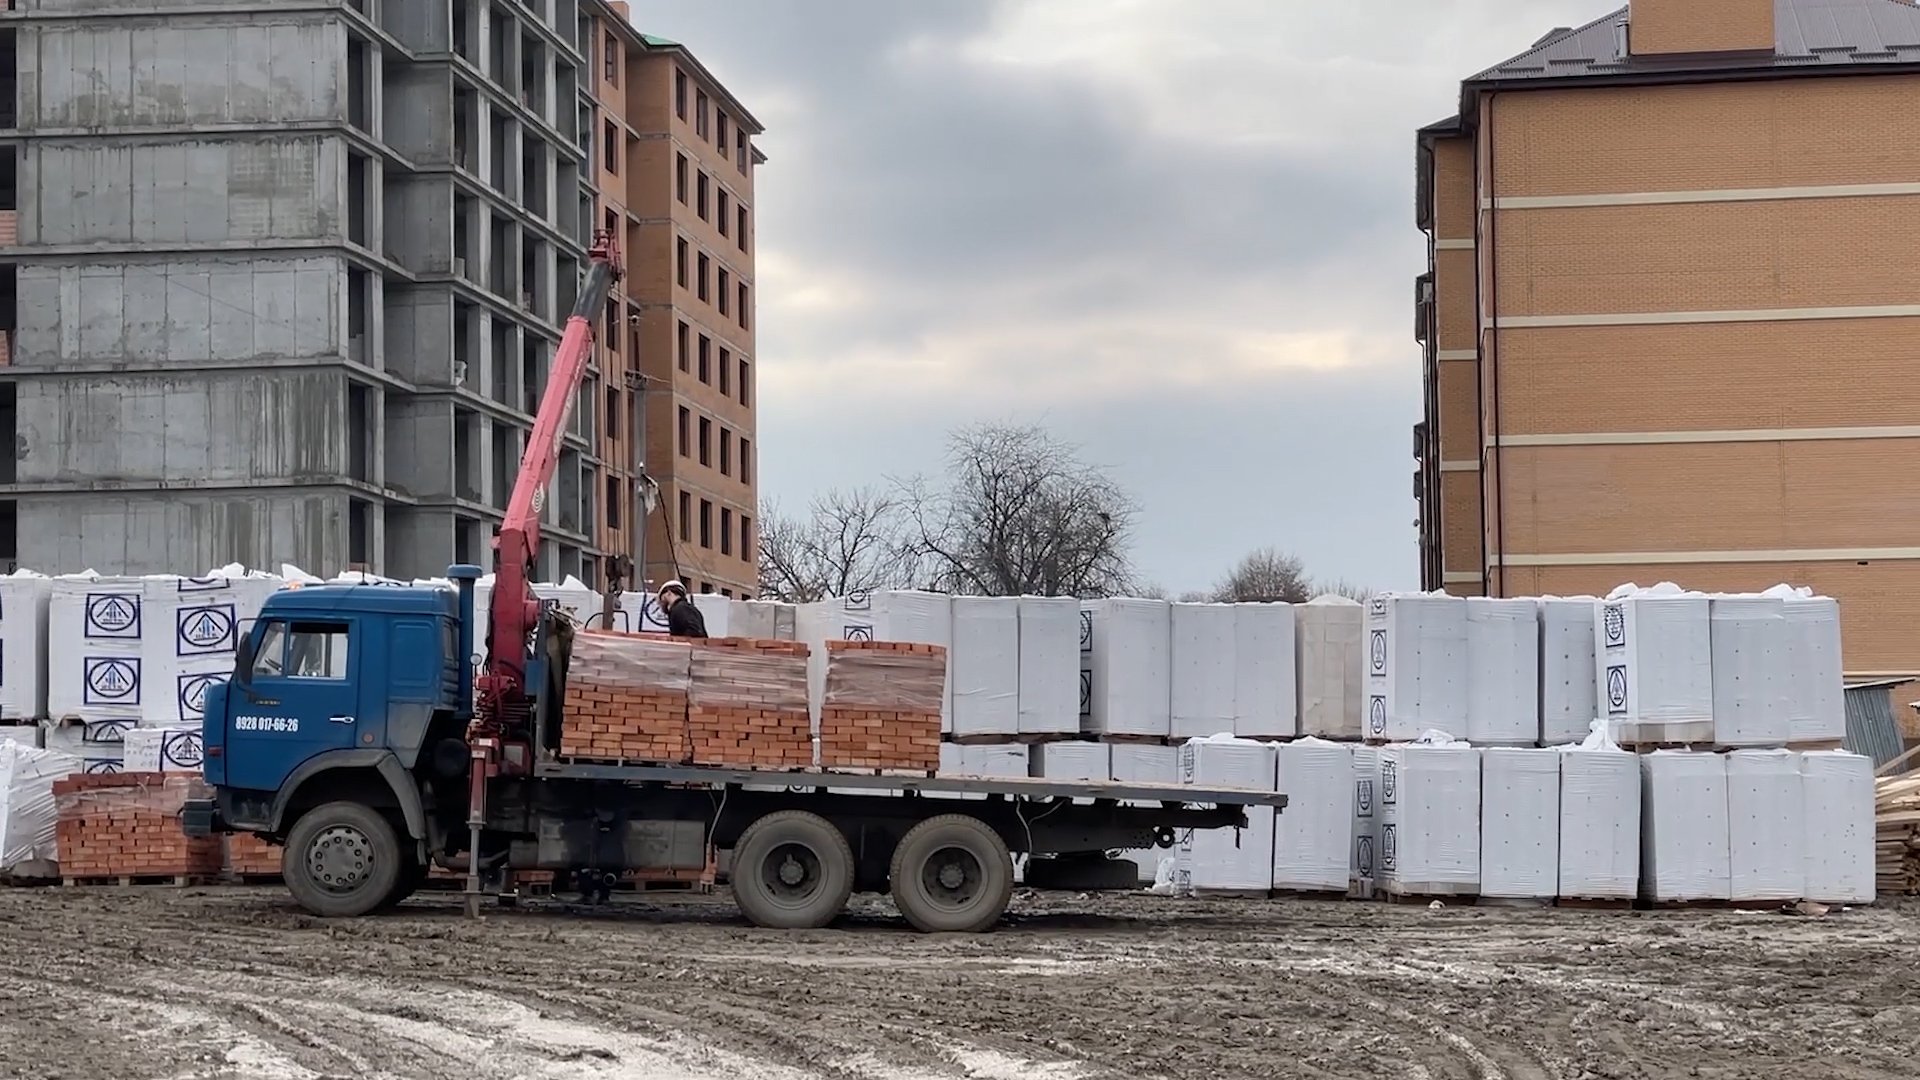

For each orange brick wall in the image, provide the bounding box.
[1627,0,1773,56]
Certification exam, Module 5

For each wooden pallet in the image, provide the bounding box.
[944,732,1085,746]
[1556,895,1635,911]
[1269,887,1352,902]
[1382,891,1479,906]
[1187,887,1272,900]
[1,859,59,886]
[61,874,214,888]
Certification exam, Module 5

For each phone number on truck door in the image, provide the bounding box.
[234,715,301,733]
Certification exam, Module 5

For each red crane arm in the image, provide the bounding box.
[480,230,624,711]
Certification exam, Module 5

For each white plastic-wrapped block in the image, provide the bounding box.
[155,569,283,729]
[0,572,52,722]
[122,725,205,774]
[616,590,672,634]
[950,598,1019,739]
[1726,749,1804,901]
[0,742,78,870]
[1233,603,1297,739]
[1175,736,1277,893]
[1538,597,1599,746]
[1466,598,1539,747]
[1351,745,1380,881]
[47,574,147,730]
[1272,737,1351,891]
[1709,596,1792,748]
[0,726,40,749]
[1480,747,1559,898]
[1776,588,1845,744]
[1599,584,1713,744]
[1083,598,1171,739]
[1017,597,1081,736]
[688,593,733,638]
[1298,595,1363,740]
[42,721,125,775]
[828,591,955,730]
[1800,750,1874,904]
[1365,593,1468,742]
[1110,743,1179,882]
[1557,726,1641,900]
[1170,603,1236,739]
[1031,740,1110,780]
[1639,750,1731,902]
[1377,740,1480,894]
[937,742,1029,778]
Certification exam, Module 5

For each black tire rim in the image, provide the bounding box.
[309,824,376,895]
[918,843,985,911]
[759,841,824,909]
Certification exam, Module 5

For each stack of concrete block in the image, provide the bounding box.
[1538,598,1600,746]
[1375,738,1481,897]
[951,597,1019,739]
[1081,597,1171,740]
[1556,724,1642,902]
[1017,597,1081,737]
[1465,599,1540,747]
[52,772,222,880]
[687,639,811,769]
[0,572,52,724]
[1272,737,1351,892]
[558,631,694,763]
[122,726,204,774]
[1176,736,1278,894]
[1365,593,1468,743]
[1598,585,1714,746]
[819,641,945,772]
[1109,742,1179,883]
[1299,595,1364,739]
[1480,747,1559,899]
[0,741,73,873]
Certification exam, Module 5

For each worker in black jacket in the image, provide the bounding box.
[658,580,709,639]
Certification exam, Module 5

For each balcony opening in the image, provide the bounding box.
[0,147,14,247]
[492,423,520,508]
[489,5,514,88]
[453,194,475,279]
[347,36,372,132]
[490,111,514,194]
[347,383,373,483]
[606,474,621,530]
[521,138,547,219]
[347,268,370,363]
[349,498,373,567]
[0,499,13,573]
[453,299,476,388]
[520,34,546,119]
[455,518,475,565]
[490,320,513,404]
[0,381,13,484]
[522,338,545,415]
[453,0,475,62]
[0,31,16,130]
[453,86,475,171]
[489,215,513,296]
[455,408,479,501]
[0,265,14,366]
[520,242,538,316]
[558,448,581,532]
[347,152,370,247]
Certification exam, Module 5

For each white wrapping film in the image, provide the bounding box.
[1639,750,1731,902]
[156,570,282,728]
[688,593,733,638]
[1031,740,1110,781]
[42,721,125,775]
[1780,592,1845,743]
[1111,743,1180,882]
[1557,728,1641,900]
[121,725,205,774]
[937,742,1030,780]
[1366,593,1468,742]
[1377,742,1481,893]
[1598,585,1713,743]
[1017,597,1082,736]
[1799,750,1874,904]
[1233,603,1298,739]
[949,597,1019,738]
[1351,745,1380,881]
[837,591,955,732]
[0,573,52,722]
[1480,748,1560,898]
[0,726,39,749]
[1175,736,1277,893]
[1709,596,1792,748]
[0,742,78,870]
[1272,738,1351,891]
[1170,603,1236,739]
[1466,598,1540,746]
[47,574,146,735]
[1298,596,1364,739]
[1726,749,1805,901]
[1084,598,1171,739]
[1538,598,1599,746]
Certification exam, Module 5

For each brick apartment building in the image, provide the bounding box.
[589,3,763,598]
[1415,0,1920,677]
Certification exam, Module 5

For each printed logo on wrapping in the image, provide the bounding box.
[842,590,872,613]
[1605,664,1629,716]
[1078,669,1092,718]
[178,672,226,722]
[85,592,142,639]
[1355,835,1376,877]
[82,718,135,744]
[176,576,233,594]
[1354,777,1374,818]
[84,657,142,707]
[1602,603,1626,649]
[1368,598,1387,618]
[1379,823,1397,873]
[162,729,205,770]
[176,603,237,657]
[1368,629,1387,675]
[640,596,669,632]
[84,757,123,775]
[1380,758,1397,805]
[1078,609,1093,652]
[1367,695,1387,737]
[842,622,874,642]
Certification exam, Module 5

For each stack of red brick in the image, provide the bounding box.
[820,641,946,773]
[560,631,696,762]
[227,832,284,876]
[688,639,812,768]
[52,773,223,879]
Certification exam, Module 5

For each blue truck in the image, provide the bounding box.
[181,234,1288,931]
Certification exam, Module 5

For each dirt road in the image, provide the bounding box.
[0,886,1913,1080]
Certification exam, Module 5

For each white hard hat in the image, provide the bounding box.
[658,580,688,597]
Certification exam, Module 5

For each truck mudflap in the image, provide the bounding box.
[180,798,218,838]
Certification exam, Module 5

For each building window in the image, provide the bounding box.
[718,191,730,237]
[604,120,619,175]
[606,475,622,529]
[736,130,747,172]
[697,173,710,221]
[719,347,731,395]
[677,406,690,457]
[737,284,749,329]
[698,334,710,383]
[676,70,688,120]
[720,507,733,555]
[677,321,690,372]
[741,514,753,560]
[604,31,618,85]
[605,300,621,352]
[678,490,691,542]
[604,207,619,238]
[700,581,714,594]
[605,386,620,438]
[720,428,732,477]
[721,587,733,599]
[676,154,688,204]
[697,253,710,302]
[739,359,750,406]
[717,111,730,151]
[676,238,688,288]
[700,499,713,548]
[698,416,711,466]
[718,269,731,316]
[740,437,751,484]
[737,207,748,252]
[696,90,709,138]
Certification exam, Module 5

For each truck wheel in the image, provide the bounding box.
[888,814,1014,933]
[378,854,427,910]
[281,801,403,918]
[731,810,854,929]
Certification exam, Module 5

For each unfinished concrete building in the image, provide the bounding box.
[0,0,615,583]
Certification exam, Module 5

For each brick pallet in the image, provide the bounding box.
[688,639,811,769]
[820,640,946,772]
[226,832,284,878]
[52,772,222,883]
[559,631,694,763]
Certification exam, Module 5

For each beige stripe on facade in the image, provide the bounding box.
[1438,459,1480,472]
[1436,349,1476,361]
[1490,425,1920,448]
[1442,572,1483,585]
[1485,181,1920,211]
[1493,547,1920,568]
[1487,304,1920,329]
[1433,238,1475,250]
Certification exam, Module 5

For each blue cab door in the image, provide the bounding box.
[225,616,362,793]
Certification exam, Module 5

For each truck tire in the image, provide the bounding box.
[731,810,854,929]
[378,854,427,910]
[281,801,404,918]
[888,814,1014,933]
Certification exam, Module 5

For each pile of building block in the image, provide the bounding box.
[820,641,945,772]
[688,639,811,768]
[559,631,695,763]
[51,772,222,881]
[227,832,283,877]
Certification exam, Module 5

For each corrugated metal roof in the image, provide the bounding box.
[1843,682,1905,768]
[1473,0,1920,85]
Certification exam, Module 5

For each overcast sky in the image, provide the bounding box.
[634,0,1603,595]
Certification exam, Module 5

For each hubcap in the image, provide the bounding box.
[921,845,984,910]
[761,841,822,907]
[309,824,375,894]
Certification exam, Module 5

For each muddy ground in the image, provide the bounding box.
[0,886,1913,1080]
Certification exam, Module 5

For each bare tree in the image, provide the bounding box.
[756,487,922,603]
[902,422,1138,598]
[1313,577,1379,603]
[1211,546,1314,604]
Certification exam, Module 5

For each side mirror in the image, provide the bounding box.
[233,631,257,693]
